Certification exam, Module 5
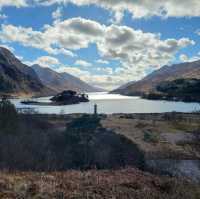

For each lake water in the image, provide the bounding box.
[11,92,200,114]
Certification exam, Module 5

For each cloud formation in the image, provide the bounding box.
[179,53,200,63]
[96,59,109,64]
[75,59,92,67]
[0,14,7,19]
[1,0,200,24]
[31,56,60,68]
[0,24,76,57]
[0,0,27,8]
[31,0,200,21]
[0,17,195,89]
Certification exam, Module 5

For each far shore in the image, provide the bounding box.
[20,100,87,106]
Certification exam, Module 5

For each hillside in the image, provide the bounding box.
[32,64,104,93]
[0,47,52,97]
[143,78,200,102]
[112,60,200,96]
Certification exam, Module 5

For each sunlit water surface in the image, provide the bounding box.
[11,92,199,114]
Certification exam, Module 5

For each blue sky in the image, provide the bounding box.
[0,0,200,89]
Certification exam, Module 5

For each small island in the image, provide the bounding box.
[21,90,89,106]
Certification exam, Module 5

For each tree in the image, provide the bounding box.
[65,115,101,169]
[0,97,19,134]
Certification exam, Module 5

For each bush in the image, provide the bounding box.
[0,114,144,171]
[143,130,159,143]
[63,115,144,170]
[0,97,19,134]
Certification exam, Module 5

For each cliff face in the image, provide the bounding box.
[112,60,200,96]
[0,47,52,96]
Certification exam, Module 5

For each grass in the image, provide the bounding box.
[0,168,200,199]
[143,130,160,143]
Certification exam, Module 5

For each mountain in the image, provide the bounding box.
[112,60,200,96]
[115,81,136,90]
[143,78,200,102]
[32,64,104,93]
[0,47,52,97]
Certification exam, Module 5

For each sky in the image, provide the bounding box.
[0,0,200,90]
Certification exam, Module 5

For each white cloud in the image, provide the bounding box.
[0,24,49,50]
[50,48,76,57]
[31,0,200,19]
[179,54,189,62]
[179,53,200,63]
[0,44,14,52]
[195,29,200,36]
[109,10,124,24]
[1,0,200,21]
[0,0,27,8]
[52,7,62,19]
[0,18,104,51]
[0,14,7,19]
[96,24,194,79]
[56,66,90,77]
[0,24,76,57]
[96,59,109,64]
[97,67,113,75]
[31,56,60,68]
[0,17,195,89]
[75,59,92,67]
[52,7,62,23]
[45,17,105,50]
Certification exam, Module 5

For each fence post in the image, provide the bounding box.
[94,104,97,115]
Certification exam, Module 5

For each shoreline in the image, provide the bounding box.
[20,101,88,106]
[142,93,200,103]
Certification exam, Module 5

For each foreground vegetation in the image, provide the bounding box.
[0,168,200,199]
[0,98,200,198]
[0,98,144,171]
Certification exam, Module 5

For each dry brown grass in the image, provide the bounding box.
[101,113,200,159]
[0,168,199,199]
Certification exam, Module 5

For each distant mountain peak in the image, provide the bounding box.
[32,64,105,93]
[112,60,200,96]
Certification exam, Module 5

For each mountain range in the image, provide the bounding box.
[1,46,200,98]
[112,60,200,96]
[0,47,102,97]
[32,64,103,93]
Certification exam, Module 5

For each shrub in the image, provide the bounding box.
[0,97,19,134]
[63,115,144,170]
[143,130,159,143]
